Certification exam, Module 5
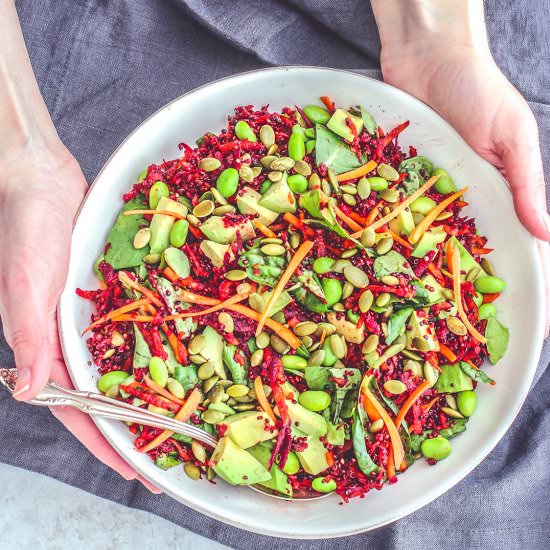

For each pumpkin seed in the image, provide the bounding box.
[376,236,394,255]
[442,406,465,419]
[218,311,234,333]
[340,184,357,195]
[167,378,185,399]
[252,166,262,178]
[211,187,228,205]
[480,258,495,276]
[270,157,295,171]
[239,165,255,183]
[381,275,399,286]
[233,394,254,403]
[359,289,374,313]
[308,349,326,367]
[188,334,206,355]
[341,248,358,259]
[442,288,455,301]
[259,125,275,147]
[357,177,371,199]
[207,467,216,481]
[212,205,236,216]
[445,394,458,410]
[187,214,200,227]
[377,163,400,181]
[380,188,398,203]
[382,206,391,216]
[327,168,339,192]
[342,193,357,206]
[446,316,467,336]
[342,281,354,299]
[256,331,270,349]
[164,247,191,278]
[240,153,252,165]
[412,212,425,225]
[375,292,391,307]
[268,170,283,182]
[250,349,264,367]
[111,331,125,347]
[308,173,321,189]
[403,359,423,377]
[193,200,214,218]
[143,253,161,264]
[331,259,352,273]
[189,354,207,365]
[261,237,283,245]
[423,362,439,387]
[412,337,430,351]
[207,384,226,404]
[133,227,151,249]
[191,441,207,463]
[261,243,286,256]
[267,144,278,156]
[329,334,347,359]
[321,179,332,196]
[225,270,247,282]
[402,349,422,360]
[300,335,313,348]
[289,232,301,249]
[315,322,336,337]
[102,348,115,360]
[147,404,172,416]
[183,462,201,480]
[233,403,257,412]
[197,362,215,381]
[261,155,278,169]
[202,409,225,424]
[435,211,453,221]
[202,375,220,395]
[343,265,368,288]
[293,160,312,176]
[333,303,345,312]
[271,333,290,354]
[237,282,253,295]
[466,267,481,282]
[360,227,376,248]
[383,380,407,395]
[105,384,120,399]
[294,321,318,337]
[369,418,384,433]
[226,384,250,398]
[199,157,221,172]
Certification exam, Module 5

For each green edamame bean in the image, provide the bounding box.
[234,120,257,142]
[322,338,338,367]
[473,291,484,307]
[457,390,477,417]
[282,452,301,475]
[260,180,272,194]
[287,174,308,193]
[313,256,335,274]
[410,196,437,216]
[474,275,506,294]
[433,168,457,195]
[305,140,316,154]
[149,356,169,388]
[170,219,189,247]
[282,354,308,370]
[421,436,452,461]
[321,277,342,307]
[298,390,331,412]
[288,133,306,161]
[149,181,169,209]
[292,124,308,139]
[305,128,316,139]
[303,105,331,125]
[347,310,360,324]
[367,176,389,191]
[216,168,239,198]
[478,302,496,320]
[311,476,337,493]
[137,168,148,182]
[97,371,129,393]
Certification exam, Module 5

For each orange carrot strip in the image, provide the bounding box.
[408,188,467,244]
[326,451,335,468]
[386,444,396,479]
[335,160,377,182]
[471,247,493,255]
[347,210,369,225]
[253,219,277,239]
[352,175,440,238]
[394,380,431,430]
[422,396,439,413]
[255,240,314,336]
[143,375,185,405]
[386,229,413,250]
[362,382,405,466]
[334,206,363,232]
[254,376,277,423]
[439,342,458,363]
[118,271,163,307]
[427,262,444,282]
[363,395,381,421]
[82,298,151,333]
[138,388,202,453]
[165,289,253,320]
[483,292,500,304]
[450,243,487,344]
[320,95,335,113]
[109,314,157,323]
[123,209,187,220]
[283,212,315,237]
[364,200,383,226]
[163,266,179,283]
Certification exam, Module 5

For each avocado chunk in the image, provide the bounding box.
[388,206,415,236]
[258,173,297,214]
[326,312,365,344]
[211,436,271,486]
[247,444,292,496]
[199,240,233,268]
[445,237,486,280]
[406,309,440,352]
[237,187,279,225]
[420,274,446,304]
[435,364,474,393]
[285,398,327,437]
[200,326,226,379]
[326,108,364,142]
[248,289,292,317]
[200,216,256,245]
[326,422,345,446]
[411,228,446,259]
[293,428,330,475]
[149,197,188,253]
[219,411,277,449]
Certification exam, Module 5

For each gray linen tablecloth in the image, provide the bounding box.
[1,1,549,547]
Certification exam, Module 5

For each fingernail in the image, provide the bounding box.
[12,368,31,398]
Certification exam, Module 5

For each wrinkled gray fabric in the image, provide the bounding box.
[1,0,549,547]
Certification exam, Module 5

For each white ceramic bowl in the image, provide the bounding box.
[58,67,545,538]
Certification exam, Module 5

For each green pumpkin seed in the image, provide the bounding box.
[357,177,371,199]
[360,227,376,248]
[359,289,374,313]
[380,188,398,203]
[252,166,262,178]
[270,157,295,171]
[226,384,250,398]
[191,441,207,463]
[343,265,368,288]
[202,375,219,394]
[341,248,358,259]
[193,200,214,218]
[250,349,264,367]
[268,170,283,182]
[239,165,255,183]
[105,384,120,399]
[435,211,453,221]
[143,253,161,264]
[327,168,339,192]
[183,462,202,480]
[446,316,467,336]
[224,269,247,281]
[381,275,399,286]
[261,237,283,245]
[331,259,351,273]
[236,282,253,295]
[423,362,439,387]
[187,214,200,227]
[202,409,225,424]
[329,334,347,359]
[316,322,336,337]
[293,160,311,177]
[369,418,384,433]
[199,157,221,172]
[233,394,254,403]
[211,205,235,216]
[267,144,279,156]
[442,406,464,419]
[133,227,151,249]
[259,125,275,147]
[377,163,400,181]
[308,349,326,367]
[342,193,356,206]
[308,173,321,189]
[218,311,234,333]
[210,187,228,205]
[466,267,481,282]
[342,281,354,300]
[403,359,423,377]
[261,155,278,169]
[261,243,286,256]
[294,321,318,337]
[376,236,394,255]
[300,335,313,348]
[402,349,422,360]
[271,333,290,354]
[188,334,206,355]
[189,354,207,365]
[480,258,495,276]
[333,303,345,312]
[445,394,458,410]
[412,337,430,351]
[289,232,301,249]
[383,380,407,395]
[167,378,185,399]
[256,331,270,349]
[375,292,391,307]
[207,384,226,404]
[320,179,331,196]
[233,403,257,412]
[340,184,357,195]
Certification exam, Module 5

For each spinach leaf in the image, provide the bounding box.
[410,419,468,452]
[304,367,331,390]
[155,453,181,470]
[293,287,329,314]
[352,409,379,475]
[459,361,495,385]
[238,245,286,287]
[386,307,414,345]
[171,432,193,444]
[297,269,326,302]
[104,195,150,269]
[398,156,434,180]
[173,364,198,391]
[222,344,248,385]
[315,124,366,174]
[133,323,151,369]
[157,278,196,337]
[359,106,377,136]
[299,189,324,219]
[485,317,509,364]
[373,250,414,279]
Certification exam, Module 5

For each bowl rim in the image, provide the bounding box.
[58,65,546,539]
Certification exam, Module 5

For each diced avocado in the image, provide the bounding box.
[420,274,446,304]
[201,326,226,379]
[247,444,292,496]
[248,289,292,316]
[406,310,440,352]
[237,187,279,226]
[285,399,327,437]
[211,436,271,486]
[293,429,330,475]
[435,364,474,393]
[445,237,486,280]
[149,197,188,253]
[200,216,256,245]
[411,228,446,259]
[199,240,233,268]
[219,411,277,449]
[326,422,345,446]
[389,206,415,236]
[326,109,364,142]
[258,173,297,214]
[326,312,365,344]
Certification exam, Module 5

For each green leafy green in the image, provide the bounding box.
[359,106,377,136]
[399,156,434,179]
[459,362,495,385]
[222,344,248,385]
[373,250,414,279]
[104,195,150,269]
[299,189,324,219]
[238,244,286,287]
[133,323,151,369]
[157,278,197,338]
[304,367,330,390]
[173,365,198,391]
[296,269,326,302]
[352,409,379,475]
[386,307,414,345]
[410,419,468,453]
[315,124,366,174]
[155,453,181,470]
[485,317,509,364]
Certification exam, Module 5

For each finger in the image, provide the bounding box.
[536,240,550,336]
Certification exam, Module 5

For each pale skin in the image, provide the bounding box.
[0,0,548,488]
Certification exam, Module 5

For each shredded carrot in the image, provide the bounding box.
[163,266,179,283]
[82,298,151,333]
[123,209,187,220]
[283,212,315,237]
[422,396,439,413]
[408,188,467,244]
[450,244,487,344]
[188,224,203,239]
[386,444,396,479]
[439,342,458,363]
[255,240,314,337]
[352,175,440,237]
[427,262,444,283]
[326,451,335,468]
[118,271,164,307]
[254,376,277,423]
[362,382,405,466]
[334,206,363,232]
[319,329,327,346]
[394,380,431,430]
[335,160,378,183]
[109,314,157,323]
[386,229,413,250]
[253,219,277,238]
[464,359,479,370]
[320,95,335,113]
[483,292,500,304]
[471,246,493,255]
[347,210,369,225]
[363,395,381,421]
[143,375,185,405]
[364,200,383,226]
[138,388,202,453]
